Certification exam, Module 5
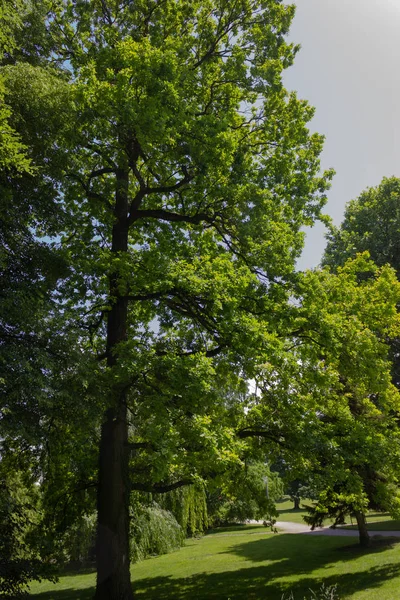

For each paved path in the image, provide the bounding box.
[275,521,400,537]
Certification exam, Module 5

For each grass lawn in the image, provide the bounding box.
[276,498,400,531]
[30,526,400,600]
[275,497,321,525]
[339,518,400,532]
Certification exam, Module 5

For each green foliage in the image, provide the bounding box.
[318,180,400,526]
[157,484,208,536]
[0,466,57,599]
[49,0,333,492]
[303,490,366,530]
[0,0,49,173]
[208,462,283,526]
[0,77,33,172]
[0,0,23,55]
[323,176,400,391]
[1,0,336,593]
[271,460,317,508]
[61,514,96,565]
[324,177,400,276]
[246,255,400,536]
[130,505,185,563]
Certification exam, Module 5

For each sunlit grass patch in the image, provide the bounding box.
[30,525,400,600]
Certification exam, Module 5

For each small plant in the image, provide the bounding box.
[282,583,339,600]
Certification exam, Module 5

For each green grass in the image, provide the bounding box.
[275,497,317,524]
[276,498,400,531]
[339,514,400,532]
[29,527,400,600]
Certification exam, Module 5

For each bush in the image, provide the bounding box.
[130,504,185,562]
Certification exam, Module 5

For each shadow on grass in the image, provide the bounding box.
[31,563,400,600]
[223,532,399,566]
[31,586,94,600]
[277,508,307,518]
[130,562,400,599]
[340,520,400,532]
[32,534,400,600]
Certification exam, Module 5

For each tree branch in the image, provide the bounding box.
[128,171,194,223]
[131,479,194,493]
[130,209,212,226]
[155,344,224,358]
[65,172,111,206]
[126,441,157,451]
[85,142,118,170]
[236,428,285,446]
[87,167,116,180]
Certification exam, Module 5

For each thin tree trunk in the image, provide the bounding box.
[354,510,370,548]
[94,170,134,600]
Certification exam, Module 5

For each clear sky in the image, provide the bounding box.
[284,0,400,270]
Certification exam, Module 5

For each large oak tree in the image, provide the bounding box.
[2,1,335,598]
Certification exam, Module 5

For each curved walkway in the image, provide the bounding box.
[276,520,400,537]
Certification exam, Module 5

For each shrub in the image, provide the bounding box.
[130,504,185,563]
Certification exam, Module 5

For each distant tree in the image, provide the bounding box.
[323,177,400,276]
[207,462,283,526]
[243,255,400,547]
[323,176,400,391]
[286,480,307,510]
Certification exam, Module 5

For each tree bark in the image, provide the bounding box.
[354,510,370,548]
[94,170,134,600]
[293,497,300,510]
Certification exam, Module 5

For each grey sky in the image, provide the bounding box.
[284,0,400,270]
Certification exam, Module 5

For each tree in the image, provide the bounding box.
[271,458,316,510]
[322,177,400,543]
[0,1,98,582]
[243,255,400,547]
[323,176,400,390]
[302,258,400,546]
[323,177,400,276]
[3,1,334,597]
[207,462,283,526]
[156,484,209,537]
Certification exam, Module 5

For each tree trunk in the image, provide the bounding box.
[94,404,133,600]
[354,510,370,548]
[94,170,134,600]
[293,497,300,510]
